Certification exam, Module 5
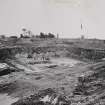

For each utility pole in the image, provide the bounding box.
[80,19,85,40]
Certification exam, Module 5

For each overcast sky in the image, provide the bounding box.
[0,0,105,39]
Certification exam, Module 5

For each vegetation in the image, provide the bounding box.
[38,32,55,39]
[20,28,55,39]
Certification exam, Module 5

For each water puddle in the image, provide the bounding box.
[0,94,18,105]
[51,58,82,67]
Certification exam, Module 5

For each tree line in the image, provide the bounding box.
[20,28,56,39]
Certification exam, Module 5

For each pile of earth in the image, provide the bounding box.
[72,61,105,105]
[0,63,19,76]
[11,88,71,105]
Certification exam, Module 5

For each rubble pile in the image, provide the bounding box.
[12,88,71,105]
[0,63,17,76]
[72,62,105,105]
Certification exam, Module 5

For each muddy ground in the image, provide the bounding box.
[0,57,89,105]
[0,55,105,105]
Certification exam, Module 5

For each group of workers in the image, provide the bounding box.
[28,52,50,62]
